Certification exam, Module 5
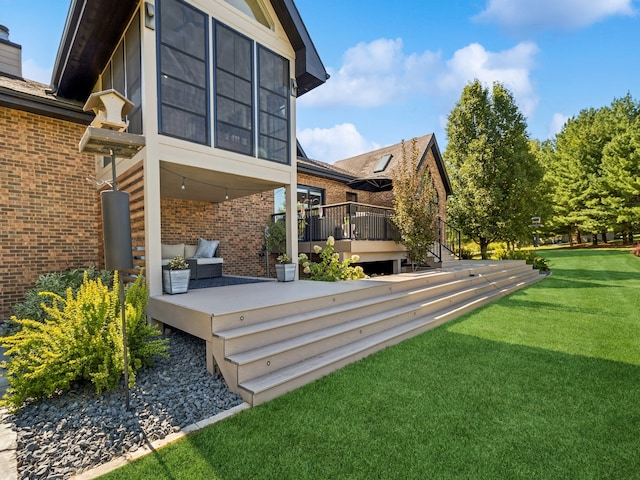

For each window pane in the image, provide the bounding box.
[258,45,289,163]
[216,23,251,79]
[222,0,271,29]
[160,0,206,58]
[217,70,252,104]
[161,105,207,144]
[102,63,112,90]
[112,43,125,96]
[125,12,142,134]
[217,96,251,127]
[158,0,209,145]
[160,45,207,87]
[161,76,207,115]
[260,112,287,140]
[216,122,252,155]
[215,21,253,156]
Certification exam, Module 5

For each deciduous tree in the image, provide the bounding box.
[445,80,542,258]
[391,138,438,269]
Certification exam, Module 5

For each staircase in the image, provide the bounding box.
[209,261,543,406]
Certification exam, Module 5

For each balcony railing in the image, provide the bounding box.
[273,202,399,242]
[271,202,462,262]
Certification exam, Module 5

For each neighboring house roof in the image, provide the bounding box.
[297,156,357,184]
[50,0,329,102]
[0,74,92,124]
[333,134,453,196]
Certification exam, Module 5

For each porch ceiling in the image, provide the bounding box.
[160,163,280,203]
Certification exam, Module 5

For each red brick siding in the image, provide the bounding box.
[161,192,274,277]
[0,107,99,319]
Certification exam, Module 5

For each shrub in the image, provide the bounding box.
[12,267,112,324]
[459,247,475,260]
[493,245,549,272]
[0,272,168,410]
[298,236,367,281]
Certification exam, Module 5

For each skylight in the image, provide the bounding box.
[374,154,393,173]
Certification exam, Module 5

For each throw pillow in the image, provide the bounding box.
[194,238,219,258]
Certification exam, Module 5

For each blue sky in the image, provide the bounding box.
[2,0,639,162]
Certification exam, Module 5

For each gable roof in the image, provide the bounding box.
[50,0,328,102]
[333,134,453,196]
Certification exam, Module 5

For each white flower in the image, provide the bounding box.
[303,266,311,274]
[333,253,340,260]
[351,255,360,263]
[313,245,322,254]
[298,253,308,262]
[327,236,335,246]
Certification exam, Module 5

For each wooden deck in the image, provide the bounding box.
[147,261,545,405]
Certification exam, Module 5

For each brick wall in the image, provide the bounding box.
[0,107,99,320]
[161,192,274,278]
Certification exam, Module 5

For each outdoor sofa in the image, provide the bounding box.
[161,239,223,279]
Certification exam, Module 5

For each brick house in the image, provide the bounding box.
[0,1,453,320]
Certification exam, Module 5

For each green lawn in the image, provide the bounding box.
[101,248,640,479]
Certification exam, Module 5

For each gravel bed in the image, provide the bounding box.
[7,329,244,480]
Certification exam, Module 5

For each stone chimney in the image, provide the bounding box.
[0,24,23,78]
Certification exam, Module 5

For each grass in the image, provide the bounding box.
[100,248,640,479]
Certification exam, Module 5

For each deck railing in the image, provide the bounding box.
[438,217,462,260]
[272,202,398,242]
[271,202,462,261]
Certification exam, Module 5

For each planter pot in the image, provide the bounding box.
[275,263,296,282]
[163,269,191,294]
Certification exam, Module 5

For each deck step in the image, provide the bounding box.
[219,265,543,405]
[227,271,534,382]
[216,262,534,356]
[240,272,543,405]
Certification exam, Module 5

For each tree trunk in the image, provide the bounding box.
[592,234,598,246]
[629,232,635,244]
[576,230,582,244]
[600,230,608,244]
[479,238,490,259]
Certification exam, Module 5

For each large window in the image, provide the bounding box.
[215,23,253,155]
[157,0,209,144]
[155,0,291,164]
[258,45,289,163]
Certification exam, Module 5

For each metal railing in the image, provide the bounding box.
[273,202,399,242]
[272,202,462,261]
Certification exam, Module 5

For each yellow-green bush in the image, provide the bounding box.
[0,272,168,410]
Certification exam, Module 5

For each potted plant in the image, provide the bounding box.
[275,253,296,282]
[163,255,191,294]
[266,220,296,281]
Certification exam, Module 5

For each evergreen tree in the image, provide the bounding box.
[546,93,640,243]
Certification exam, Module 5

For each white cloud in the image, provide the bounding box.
[548,112,570,137]
[437,42,540,118]
[298,37,539,118]
[474,0,635,31]
[21,58,52,84]
[298,38,541,156]
[297,123,380,163]
[298,38,439,108]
